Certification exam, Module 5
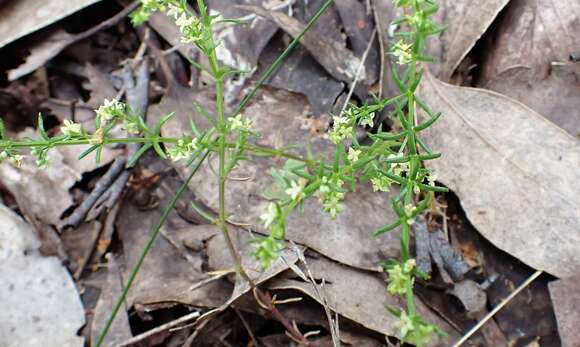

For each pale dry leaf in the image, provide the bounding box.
[426,0,510,80]
[0,143,79,226]
[548,274,580,347]
[238,4,365,83]
[479,0,580,137]
[152,87,403,271]
[418,70,580,278]
[0,204,85,347]
[0,0,101,48]
[267,255,460,346]
[8,28,75,81]
[116,197,231,309]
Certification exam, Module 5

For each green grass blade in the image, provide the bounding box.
[233,0,335,116]
[94,150,210,347]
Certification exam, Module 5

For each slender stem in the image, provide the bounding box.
[0,136,179,149]
[208,45,254,284]
[94,150,210,347]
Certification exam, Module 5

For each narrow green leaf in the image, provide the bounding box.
[373,219,402,237]
[127,143,152,168]
[78,144,100,160]
[37,114,49,140]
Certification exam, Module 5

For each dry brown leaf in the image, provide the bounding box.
[479,0,580,137]
[238,4,364,83]
[152,87,403,271]
[0,143,79,226]
[428,0,510,80]
[116,199,231,309]
[0,204,85,347]
[373,0,509,86]
[8,29,75,81]
[267,254,460,345]
[548,274,580,347]
[418,70,580,278]
[0,0,101,49]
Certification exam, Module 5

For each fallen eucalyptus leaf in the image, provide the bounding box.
[428,0,510,80]
[0,0,101,49]
[479,0,580,137]
[418,70,580,278]
[238,4,365,83]
[267,254,459,345]
[0,204,85,347]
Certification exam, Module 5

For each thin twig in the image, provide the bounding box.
[452,270,543,347]
[115,310,201,347]
[234,308,260,347]
[62,157,127,228]
[339,28,378,117]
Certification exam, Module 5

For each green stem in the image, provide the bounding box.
[94,149,210,347]
[1,136,179,149]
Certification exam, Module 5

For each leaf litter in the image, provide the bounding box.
[1,0,579,345]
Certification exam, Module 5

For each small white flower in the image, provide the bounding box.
[60,119,82,136]
[285,180,304,201]
[10,154,24,167]
[371,176,392,192]
[96,99,125,121]
[394,311,415,338]
[404,203,417,225]
[392,40,413,65]
[0,151,8,162]
[260,203,278,228]
[329,115,352,144]
[229,114,253,132]
[427,172,438,186]
[347,147,361,162]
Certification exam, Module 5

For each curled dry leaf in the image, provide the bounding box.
[418,70,580,278]
[238,4,365,83]
[479,0,580,137]
[0,144,78,226]
[0,204,85,347]
[0,0,101,48]
[427,0,510,80]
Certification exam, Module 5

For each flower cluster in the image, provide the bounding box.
[328,114,353,144]
[167,137,199,161]
[229,114,254,133]
[393,310,436,346]
[96,99,126,123]
[0,150,23,167]
[385,259,415,295]
[318,175,345,219]
[391,40,414,65]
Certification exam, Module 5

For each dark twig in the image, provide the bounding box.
[62,157,127,228]
[413,216,432,275]
[429,229,471,282]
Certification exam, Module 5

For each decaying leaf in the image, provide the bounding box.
[7,2,138,81]
[427,0,510,80]
[418,70,580,278]
[0,204,85,347]
[267,254,460,345]
[116,195,231,309]
[0,0,101,49]
[549,274,580,347]
[153,87,403,271]
[479,0,580,137]
[238,4,365,84]
[209,0,280,102]
[0,143,78,226]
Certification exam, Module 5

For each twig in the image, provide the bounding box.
[339,28,378,116]
[413,216,432,275]
[62,157,127,228]
[452,270,543,347]
[234,308,260,347]
[114,310,201,347]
